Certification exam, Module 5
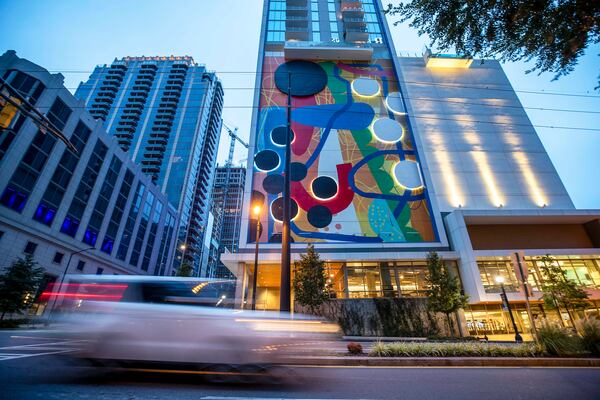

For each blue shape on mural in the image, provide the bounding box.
[292,103,374,130]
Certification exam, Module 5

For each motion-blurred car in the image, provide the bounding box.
[42,275,339,379]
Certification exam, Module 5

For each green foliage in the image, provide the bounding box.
[537,255,590,328]
[293,244,328,314]
[425,252,468,332]
[370,341,541,357]
[0,255,44,319]
[385,1,600,87]
[175,262,193,277]
[537,322,582,356]
[578,317,600,356]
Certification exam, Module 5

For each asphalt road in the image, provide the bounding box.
[1,329,599,400]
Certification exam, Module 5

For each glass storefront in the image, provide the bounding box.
[248,260,460,309]
[477,255,600,293]
[466,301,600,336]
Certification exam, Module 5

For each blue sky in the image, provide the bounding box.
[1,0,598,208]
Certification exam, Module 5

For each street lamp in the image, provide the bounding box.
[251,204,262,310]
[46,246,95,322]
[495,275,523,343]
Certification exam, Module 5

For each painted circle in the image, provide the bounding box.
[352,77,380,97]
[254,149,280,171]
[251,190,265,206]
[271,197,299,222]
[372,118,404,143]
[274,60,327,97]
[262,174,284,194]
[393,160,423,190]
[311,176,338,199]
[271,126,295,146]
[290,162,307,181]
[307,205,332,228]
[385,92,406,114]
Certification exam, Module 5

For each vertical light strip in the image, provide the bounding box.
[472,151,504,207]
[513,152,547,207]
[434,150,463,207]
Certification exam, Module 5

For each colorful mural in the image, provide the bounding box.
[249,54,438,244]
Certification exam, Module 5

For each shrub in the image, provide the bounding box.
[369,341,541,357]
[537,322,582,356]
[347,342,363,355]
[578,317,600,356]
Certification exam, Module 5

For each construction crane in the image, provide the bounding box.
[223,123,249,167]
[208,122,249,277]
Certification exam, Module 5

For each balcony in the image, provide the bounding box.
[142,166,161,174]
[284,41,373,60]
[286,5,308,18]
[344,27,369,42]
[286,16,308,28]
[286,28,310,41]
[341,1,364,18]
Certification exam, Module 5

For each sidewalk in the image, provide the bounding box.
[293,355,600,367]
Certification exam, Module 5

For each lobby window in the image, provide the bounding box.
[347,262,381,298]
[526,255,600,290]
[23,241,38,255]
[324,262,346,299]
[397,262,430,297]
[76,260,85,271]
[52,252,64,264]
[477,258,519,293]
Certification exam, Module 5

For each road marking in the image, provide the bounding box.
[202,397,375,400]
[0,338,83,361]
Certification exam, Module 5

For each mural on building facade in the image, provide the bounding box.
[249,54,438,244]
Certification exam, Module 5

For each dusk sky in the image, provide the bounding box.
[2,0,598,208]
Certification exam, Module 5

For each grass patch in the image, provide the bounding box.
[369,341,542,357]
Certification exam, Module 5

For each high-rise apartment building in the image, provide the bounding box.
[75,56,224,274]
[0,51,180,314]
[208,166,246,278]
[222,0,600,334]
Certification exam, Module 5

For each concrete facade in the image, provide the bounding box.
[0,51,179,288]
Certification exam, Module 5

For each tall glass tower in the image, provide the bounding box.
[76,56,224,273]
[244,0,441,247]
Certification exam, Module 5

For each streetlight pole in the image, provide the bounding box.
[495,276,523,343]
[251,205,262,310]
[280,71,292,312]
[46,246,95,321]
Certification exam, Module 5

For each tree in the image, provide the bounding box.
[538,254,590,330]
[293,244,329,314]
[425,251,468,335]
[385,1,600,87]
[175,262,193,277]
[0,255,44,320]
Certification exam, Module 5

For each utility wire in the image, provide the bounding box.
[11,68,600,98]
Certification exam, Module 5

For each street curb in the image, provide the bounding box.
[294,356,600,367]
